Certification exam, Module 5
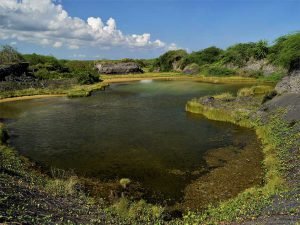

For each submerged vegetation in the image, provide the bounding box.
[185,89,299,223]
[0,31,300,224]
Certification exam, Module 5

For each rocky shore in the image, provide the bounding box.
[185,67,300,224]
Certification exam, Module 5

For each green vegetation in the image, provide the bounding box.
[151,49,188,72]
[119,178,131,189]
[202,65,237,76]
[0,82,108,99]
[237,85,274,97]
[185,91,298,224]
[180,46,223,69]
[268,32,300,70]
[213,92,234,101]
[0,122,167,224]
[0,45,24,64]
[149,32,299,81]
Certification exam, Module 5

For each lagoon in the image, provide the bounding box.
[0,80,263,206]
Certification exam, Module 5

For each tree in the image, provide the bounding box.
[222,42,257,67]
[180,46,223,68]
[268,32,300,70]
[0,45,24,64]
[154,49,188,72]
[254,40,269,60]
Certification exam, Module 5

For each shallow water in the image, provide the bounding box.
[0,80,262,204]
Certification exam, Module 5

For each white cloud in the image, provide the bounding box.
[167,43,179,50]
[0,0,174,51]
[53,41,62,48]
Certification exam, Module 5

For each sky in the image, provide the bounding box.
[0,0,299,60]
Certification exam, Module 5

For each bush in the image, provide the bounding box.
[77,72,100,84]
[0,45,24,64]
[222,42,257,67]
[180,46,223,69]
[153,49,188,72]
[204,66,236,76]
[24,53,67,72]
[268,32,300,70]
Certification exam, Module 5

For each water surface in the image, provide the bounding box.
[0,80,261,204]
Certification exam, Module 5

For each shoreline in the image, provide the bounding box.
[103,75,262,84]
[184,93,299,224]
[0,94,66,103]
[0,75,262,104]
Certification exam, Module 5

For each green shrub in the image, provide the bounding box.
[204,66,236,76]
[76,72,100,84]
[222,42,257,67]
[180,46,223,69]
[268,32,300,70]
[153,49,188,72]
[0,45,24,64]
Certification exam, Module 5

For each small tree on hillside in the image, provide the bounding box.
[254,40,269,60]
[0,45,24,64]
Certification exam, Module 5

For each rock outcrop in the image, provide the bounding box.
[226,59,285,77]
[183,63,200,75]
[275,59,300,94]
[95,62,143,74]
[0,63,29,81]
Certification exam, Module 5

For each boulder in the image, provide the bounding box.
[95,62,143,74]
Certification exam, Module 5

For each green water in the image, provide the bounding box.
[0,80,261,204]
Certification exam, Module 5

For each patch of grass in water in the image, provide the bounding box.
[237,85,274,97]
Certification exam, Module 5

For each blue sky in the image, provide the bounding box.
[0,0,299,59]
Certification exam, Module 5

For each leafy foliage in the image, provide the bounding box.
[0,45,24,64]
[152,49,188,72]
[77,72,100,85]
[180,46,223,69]
[268,32,300,70]
[222,42,257,67]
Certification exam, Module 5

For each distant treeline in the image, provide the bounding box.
[0,32,299,81]
[151,32,300,78]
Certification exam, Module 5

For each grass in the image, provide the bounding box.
[111,198,164,222]
[102,72,267,85]
[237,85,274,97]
[184,93,298,224]
[0,82,108,99]
[213,92,235,101]
[258,72,286,82]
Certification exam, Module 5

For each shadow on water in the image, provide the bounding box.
[0,80,263,208]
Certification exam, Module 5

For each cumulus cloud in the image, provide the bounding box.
[0,0,173,50]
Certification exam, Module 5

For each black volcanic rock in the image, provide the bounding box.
[0,63,29,81]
